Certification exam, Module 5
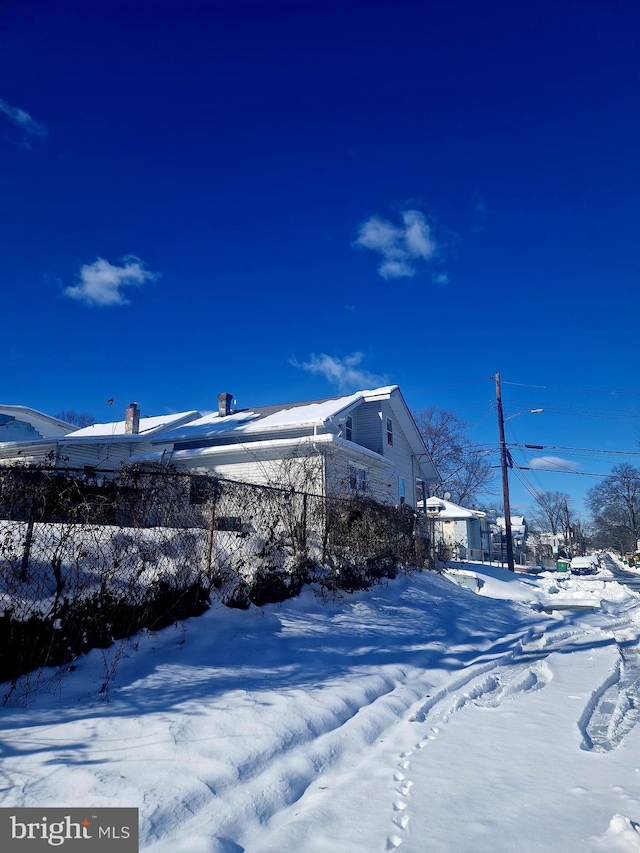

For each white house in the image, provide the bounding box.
[0,405,76,442]
[0,403,201,470]
[0,405,76,465]
[425,496,489,558]
[495,515,528,551]
[0,388,439,511]
[139,386,439,509]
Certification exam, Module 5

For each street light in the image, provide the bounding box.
[505,408,543,421]
[495,374,543,572]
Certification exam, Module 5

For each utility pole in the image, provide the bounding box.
[564,498,573,558]
[495,373,515,572]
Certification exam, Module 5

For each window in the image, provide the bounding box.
[349,463,368,493]
[345,415,353,441]
[399,477,405,505]
[386,417,393,445]
[349,464,357,490]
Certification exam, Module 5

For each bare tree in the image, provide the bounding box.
[529,491,572,536]
[412,406,495,506]
[55,409,97,428]
[587,464,640,553]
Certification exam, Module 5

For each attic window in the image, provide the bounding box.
[386,417,393,446]
[345,416,353,441]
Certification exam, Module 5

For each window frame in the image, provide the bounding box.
[386,416,393,446]
[348,461,368,493]
[344,415,353,442]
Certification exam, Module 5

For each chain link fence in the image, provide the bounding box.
[0,463,431,700]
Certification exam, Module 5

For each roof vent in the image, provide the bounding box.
[218,393,233,417]
[125,402,140,435]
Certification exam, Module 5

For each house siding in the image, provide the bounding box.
[0,442,57,466]
[434,517,482,552]
[57,441,158,471]
[321,399,423,508]
[324,452,392,505]
[170,446,326,495]
[378,400,419,506]
[353,402,383,455]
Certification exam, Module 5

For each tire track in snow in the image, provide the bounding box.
[579,645,640,752]
[384,618,640,849]
[384,625,588,850]
[143,669,432,851]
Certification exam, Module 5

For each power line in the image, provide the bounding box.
[502,380,640,397]
[517,468,608,478]
[510,443,640,458]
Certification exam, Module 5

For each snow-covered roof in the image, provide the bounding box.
[426,496,485,520]
[61,410,201,441]
[496,516,527,533]
[155,386,401,443]
[0,405,76,439]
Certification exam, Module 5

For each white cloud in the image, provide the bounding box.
[291,353,387,393]
[354,209,444,280]
[528,456,581,472]
[379,260,416,279]
[0,97,47,143]
[63,256,159,307]
[432,272,450,287]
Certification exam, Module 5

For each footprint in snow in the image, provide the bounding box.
[394,813,409,830]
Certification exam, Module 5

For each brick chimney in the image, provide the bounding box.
[218,393,233,417]
[125,402,140,435]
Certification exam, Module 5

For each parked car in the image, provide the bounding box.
[570,556,598,576]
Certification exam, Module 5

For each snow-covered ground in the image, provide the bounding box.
[2,558,640,852]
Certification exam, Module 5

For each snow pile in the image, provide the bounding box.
[592,814,640,852]
[1,559,640,852]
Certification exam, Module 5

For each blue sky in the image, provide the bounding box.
[2,0,639,514]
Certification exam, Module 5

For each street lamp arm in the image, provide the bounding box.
[504,408,543,421]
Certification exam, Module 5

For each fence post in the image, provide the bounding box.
[205,501,216,579]
[20,496,35,581]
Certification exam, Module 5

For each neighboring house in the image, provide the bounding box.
[495,515,528,547]
[0,405,76,465]
[425,496,489,558]
[137,386,439,510]
[0,405,76,442]
[526,530,566,558]
[0,403,201,470]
